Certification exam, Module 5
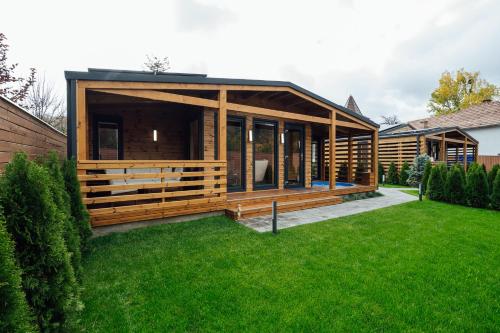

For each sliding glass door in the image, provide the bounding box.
[227,117,246,192]
[284,123,305,187]
[253,119,278,189]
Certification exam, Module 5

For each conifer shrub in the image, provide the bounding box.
[491,171,500,210]
[421,159,432,193]
[427,164,445,201]
[386,162,399,185]
[43,152,82,280]
[407,154,430,187]
[465,163,490,208]
[444,164,466,204]
[62,158,91,250]
[487,164,499,194]
[399,161,410,186]
[0,210,35,333]
[0,153,81,332]
[378,161,385,183]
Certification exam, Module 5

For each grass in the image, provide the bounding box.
[402,189,419,196]
[81,201,500,332]
[380,183,415,188]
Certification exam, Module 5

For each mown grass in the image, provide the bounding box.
[380,183,415,188]
[81,200,500,332]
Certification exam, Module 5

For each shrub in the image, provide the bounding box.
[421,159,433,193]
[399,161,410,186]
[407,154,430,187]
[0,153,81,331]
[62,158,91,250]
[386,162,399,185]
[0,210,35,333]
[43,152,82,280]
[465,163,490,208]
[378,161,385,183]
[444,165,466,204]
[427,164,446,201]
[491,171,500,210]
[487,164,499,194]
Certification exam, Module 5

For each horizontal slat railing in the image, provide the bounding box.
[77,160,227,226]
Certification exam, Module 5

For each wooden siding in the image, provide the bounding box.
[477,155,500,170]
[0,97,66,170]
[378,136,418,170]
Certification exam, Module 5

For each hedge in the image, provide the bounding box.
[421,160,432,194]
[487,164,499,194]
[427,164,446,201]
[491,171,500,210]
[465,163,490,208]
[0,153,81,332]
[444,165,465,205]
[399,161,410,186]
[386,162,399,185]
[0,209,36,333]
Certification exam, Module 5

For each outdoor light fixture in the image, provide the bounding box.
[280,132,285,144]
[248,129,253,142]
[153,129,158,142]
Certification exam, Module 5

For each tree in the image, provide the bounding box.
[380,114,400,126]
[487,164,499,194]
[428,69,499,115]
[26,74,66,133]
[465,163,490,208]
[378,161,385,183]
[407,154,430,187]
[144,54,170,73]
[399,161,410,186]
[386,162,399,185]
[421,159,433,193]
[427,164,445,201]
[0,210,36,333]
[0,33,36,105]
[444,165,465,204]
[491,172,500,210]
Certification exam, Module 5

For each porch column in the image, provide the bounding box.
[372,130,379,187]
[439,133,446,162]
[218,89,227,161]
[463,138,468,172]
[347,133,353,183]
[329,111,336,190]
[76,83,87,161]
[474,144,479,163]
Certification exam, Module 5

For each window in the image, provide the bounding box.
[253,120,278,189]
[93,116,123,160]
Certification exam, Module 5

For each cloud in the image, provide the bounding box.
[175,0,235,32]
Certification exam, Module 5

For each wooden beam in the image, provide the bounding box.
[463,138,468,172]
[474,144,479,163]
[347,134,353,183]
[76,82,87,160]
[90,88,219,108]
[226,102,330,124]
[329,112,336,190]
[336,120,370,131]
[218,89,227,160]
[439,133,446,161]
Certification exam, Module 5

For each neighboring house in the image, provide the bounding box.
[66,68,379,227]
[0,95,66,171]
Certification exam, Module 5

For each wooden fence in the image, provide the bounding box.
[0,96,66,170]
[78,160,227,226]
[477,155,500,171]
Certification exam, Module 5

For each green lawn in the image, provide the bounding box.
[81,201,500,332]
[380,183,415,188]
[402,189,419,196]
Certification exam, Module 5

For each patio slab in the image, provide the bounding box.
[238,187,418,232]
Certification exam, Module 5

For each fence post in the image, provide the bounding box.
[272,201,278,234]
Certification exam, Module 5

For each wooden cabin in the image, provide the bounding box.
[65,69,379,227]
[379,126,479,171]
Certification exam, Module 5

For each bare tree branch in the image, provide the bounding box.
[380,114,401,126]
[144,54,170,74]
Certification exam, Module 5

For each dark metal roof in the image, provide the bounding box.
[379,123,413,134]
[379,126,478,144]
[65,68,379,128]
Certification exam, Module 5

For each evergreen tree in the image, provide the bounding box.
[421,160,432,194]
[407,154,430,187]
[490,171,500,210]
[62,158,91,250]
[0,153,81,331]
[399,161,410,186]
[378,161,385,183]
[465,163,490,208]
[387,162,399,185]
[0,210,36,333]
[427,165,445,201]
[444,165,466,204]
[487,164,499,194]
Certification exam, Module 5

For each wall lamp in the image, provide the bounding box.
[248,129,253,142]
[153,129,158,142]
[280,132,285,144]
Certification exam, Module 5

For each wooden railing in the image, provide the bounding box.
[77,160,227,227]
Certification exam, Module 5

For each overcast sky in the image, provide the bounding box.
[2,0,499,122]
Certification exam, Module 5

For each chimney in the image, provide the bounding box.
[421,120,429,129]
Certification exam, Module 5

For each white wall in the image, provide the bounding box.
[466,126,500,156]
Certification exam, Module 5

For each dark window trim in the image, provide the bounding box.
[92,114,124,160]
[253,118,279,190]
[227,115,246,192]
[284,122,305,188]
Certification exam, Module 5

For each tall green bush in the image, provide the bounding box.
[444,165,466,204]
[407,154,430,187]
[378,161,385,183]
[487,164,499,194]
[43,152,82,280]
[62,158,91,250]
[386,162,399,185]
[427,164,445,201]
[465,163,489,208]
[491,172,500,210]
[421,159,432,193]
[0,210,36,333]
[0,153,81,332]
[399,161,410,186]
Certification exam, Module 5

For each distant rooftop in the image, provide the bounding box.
[344,95,362,114]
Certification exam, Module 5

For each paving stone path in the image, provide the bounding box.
[239,187,418,233]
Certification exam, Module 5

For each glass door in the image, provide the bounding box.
[284,123,305,187]
[253,119,278,189]
[227,117,246,192]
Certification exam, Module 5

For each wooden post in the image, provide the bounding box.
[329,111,336,190]
[463,138,468,172]
[474,144,479,163]
[372,130,379,187]
[76,82,87,161]
[439,133,446,162]
[218,89,227,161]
[347,133,353,183]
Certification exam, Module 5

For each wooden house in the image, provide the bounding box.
[379,125,478,171]
[65,69,380,227]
